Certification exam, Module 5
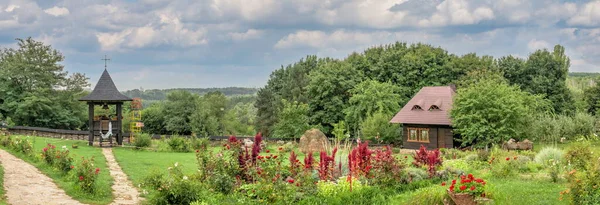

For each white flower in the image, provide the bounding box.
[174,162,179,167]
[168,167,172,170]
[183,176,188,180]
[62,145,67,149]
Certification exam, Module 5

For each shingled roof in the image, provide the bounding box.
[79,69,132,102]
[389,86,456,126]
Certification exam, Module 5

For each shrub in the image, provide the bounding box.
[41,143,57,164]
[405,167,428,182]
[563,158,600,204]
[534,147,563,167]
[489,156,518,178]
[0,135,12,147]
[477,149,490,162]
[146,162,203,205]
[412,145,442,178]
[440,148,467,160]
[564,141,593,171]
[10,136,33,155]
[167,136,190,152]
[189,137,209,151]
[370,146,406,187]
[73,156,100,193]
[54,145,74,174]
[134,133,152,148]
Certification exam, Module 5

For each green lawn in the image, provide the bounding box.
[2,136,114,205]
[112,147,198,186]
[0,162,7,205]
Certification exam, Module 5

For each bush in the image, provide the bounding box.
[10,136,33,155]
[145,162,203,205]
[73,156,100,193]
[564,157,600,204]
[405,167,428,182]
[534,147,563,167]
[167,136,190,152]
[41,143,57,164]
[477,149,490,162]
[440,148,467,160]
[0,135,12,147]
[189,137,209,151]
[54,146,74,173]
[391,185,450,205]
[564,141,593,171]
[134,133,152,148]
[489,157,518,178]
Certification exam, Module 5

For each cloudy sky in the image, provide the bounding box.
[1,0,599,90]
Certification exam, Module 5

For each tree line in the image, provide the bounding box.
[255,42,594,144]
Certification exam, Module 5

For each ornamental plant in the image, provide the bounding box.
[54,145,74,173]
[370,146,405,187]
[41,143,57,164]
[447,173,486,197]
[413,145,443,178]
[73,156,100,193]
[318,148,338,181]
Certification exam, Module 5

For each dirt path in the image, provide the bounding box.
[102,148,143,205]
[0,149,85,205]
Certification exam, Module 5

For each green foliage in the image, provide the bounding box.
[534,147,564,167]
[167,136,191,152]
[332,121,349,142]
[360,112,400,144]
[123,87,258,101]
[564,141,594,171]
[141,102,167,134]
[344,80,404,135]
[391,185,450,205]
[144,163,203,205]
[451,75,538,147]
[73,156,100,193]
[162,90,199,135]
[272,99,311,140]
[134,133,152,148]
[564,157,600,204]
[0,37,89,130]
[191,91,228,137]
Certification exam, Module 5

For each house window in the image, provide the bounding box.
[407,127,430,143]
[412,105,423,110]
[429,105,440,110]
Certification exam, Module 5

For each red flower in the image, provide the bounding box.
[475,179,484,183]
[70,165,74,169]
[467,173,474,180]
[470,186,476,191]
[195,149,199,153]
[43,147,48,152]
[460,185,467,191]
[95,168,100,174]
[441,182,446,186]
[449,185,455,192]
[266,156,271,159]
[404,156,408,159]
[273,155,278,159]
[266,150,270,153]
[278,147,283,151]
[452,179,457,185]
[513,156,517,160]
[79,176,84,181]
[287,179,294,183]
[506,157,510,161]
[56,155,60,159]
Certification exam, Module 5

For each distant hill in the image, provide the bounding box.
[121,87,259,101]
[568,72,600,78]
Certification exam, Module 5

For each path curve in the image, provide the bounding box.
[0,149,85,205]
[102,148,143,205]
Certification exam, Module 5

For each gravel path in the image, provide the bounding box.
[0,149,85,205]
[102,148,143,205]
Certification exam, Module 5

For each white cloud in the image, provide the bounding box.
[228,29,264,41]
[568,1,600,26]
[44,6,70,17]
[275,30,390,49]
[4,5,20,12]
[527,39,549,51]
[419,0,494,27]
[96,13,207,51]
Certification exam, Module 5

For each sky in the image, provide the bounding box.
[0,0,599,91]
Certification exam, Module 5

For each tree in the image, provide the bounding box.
[307,60,365,134]
[360,112,400,144]
[272,99,311,140]
[450,74,548,148]
[344,80,404,137]
[190,91,227,137]
[162,90,198,135]
[0,37,89,129]
[142,102,167,134]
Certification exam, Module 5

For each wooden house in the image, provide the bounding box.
[389,85,457,149]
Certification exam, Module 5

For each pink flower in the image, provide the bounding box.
[79,176,84,181]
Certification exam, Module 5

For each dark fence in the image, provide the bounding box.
[6,126,300,142]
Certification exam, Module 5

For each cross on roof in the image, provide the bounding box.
[101,55,111,69]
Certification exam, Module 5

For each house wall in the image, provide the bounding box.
[402,124,454,149]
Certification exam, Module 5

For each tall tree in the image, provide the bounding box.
[162,90,198,135]
[344,80,404,136]
[307,60,365,134]
[0,37,89,129]
[272,99,311,140]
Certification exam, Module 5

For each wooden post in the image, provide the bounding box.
[88,103,94,146]
[116,103,123,145]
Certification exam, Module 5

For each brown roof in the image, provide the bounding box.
[389,86,456,126]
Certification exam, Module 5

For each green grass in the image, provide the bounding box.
[0,162,7,205]
[486,178,568,205]
[2,136,114,205]
[112,147,198,186]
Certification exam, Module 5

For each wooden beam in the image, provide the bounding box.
[116,103,123,145]
[88,103,94,146]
